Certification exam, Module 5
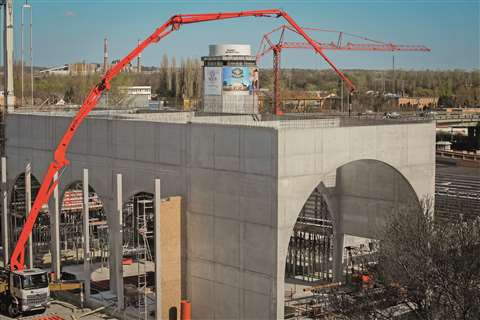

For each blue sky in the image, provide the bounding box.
[11,0,480,70]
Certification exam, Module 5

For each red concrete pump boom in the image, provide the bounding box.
[10,9,355,271]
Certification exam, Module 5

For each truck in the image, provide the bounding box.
[0,268,49,317]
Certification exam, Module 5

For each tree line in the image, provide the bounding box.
[8,56,479,108]
[260,68,480,107]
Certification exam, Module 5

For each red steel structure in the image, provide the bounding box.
[256,25,431,115]
[10,9,356,271]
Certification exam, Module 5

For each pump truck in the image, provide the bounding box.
[0,267,49,316]
[2,9,356,317]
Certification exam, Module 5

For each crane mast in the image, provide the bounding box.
[10,9,356,271]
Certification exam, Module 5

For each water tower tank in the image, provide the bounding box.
[202,44,259,114]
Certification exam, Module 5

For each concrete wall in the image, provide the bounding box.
[5,113,435,319]
[186,123,278,319]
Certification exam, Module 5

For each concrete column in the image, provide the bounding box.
[83,169,90,300]
[50,172,61,280]
[1,157,8,266]
[113,173,124,310]
[3,0,15,112]
[332,231,344,282]
[154,179,162,318]
[25,163,33,269]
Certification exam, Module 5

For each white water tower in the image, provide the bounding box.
[202,44,259,114]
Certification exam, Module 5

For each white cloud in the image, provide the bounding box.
[65,11,76,17]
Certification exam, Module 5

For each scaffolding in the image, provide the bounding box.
[136,199,153,320]
[59,183,108,265]
[8,177,109,267]
[9,173,50,265]
[123,193,155,319]
[286,186,334,283]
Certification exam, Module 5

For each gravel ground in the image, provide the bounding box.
[0,301,117,320]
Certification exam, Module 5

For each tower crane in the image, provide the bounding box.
[3,9,356,316]
[256,25,431,115]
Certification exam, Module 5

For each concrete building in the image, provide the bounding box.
[3,110,435,319]
[118,86,152,109]
[39,63,101,76]
[398,96,438,109]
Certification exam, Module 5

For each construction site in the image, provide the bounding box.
[2,1,478,320]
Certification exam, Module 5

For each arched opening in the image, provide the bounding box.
[282,159,423,317]
[285,186,334,284]
[59,181,109,294]
[9,173,50,267]
[122,192,156,311]
[169,306,178,320]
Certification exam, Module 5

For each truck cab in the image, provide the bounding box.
[3,268,49,316]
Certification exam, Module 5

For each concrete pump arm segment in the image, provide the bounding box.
[10,9,356,271]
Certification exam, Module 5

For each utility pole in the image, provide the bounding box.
[3,0,14,113]
[21,1,33,107]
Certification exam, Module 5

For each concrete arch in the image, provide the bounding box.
[58,180,109,266]
[278,158,423,309]
[8,171,50,267]
[282,159,422,239]
[285,186,335,283]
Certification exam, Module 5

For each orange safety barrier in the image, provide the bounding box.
[181,300,191,320]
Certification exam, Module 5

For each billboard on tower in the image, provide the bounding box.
[222,67,254,95]
[204,67,222,96]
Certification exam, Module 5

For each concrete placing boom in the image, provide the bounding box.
[10,9,355,272]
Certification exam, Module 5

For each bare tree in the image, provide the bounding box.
[330,198,480,320]
[158,53,169,96]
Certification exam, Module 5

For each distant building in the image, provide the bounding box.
[111,59,137,73]
[398,96,438,109]
[436,141,452,151]
[39,63,101,76]
[116,86,152,109]
[119,86,152,100]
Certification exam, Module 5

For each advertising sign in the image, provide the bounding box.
[204,67,222,96]
[222,67,259,95]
